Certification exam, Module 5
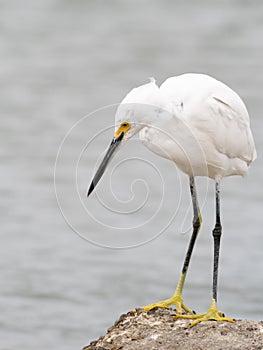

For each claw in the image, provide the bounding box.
[143,300,170,312]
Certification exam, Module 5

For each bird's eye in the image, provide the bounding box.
[122,122,128,127]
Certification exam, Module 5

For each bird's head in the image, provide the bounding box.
[87,79,163,197]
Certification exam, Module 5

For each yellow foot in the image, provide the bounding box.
[173,299,235,327]
[141,294,194,315]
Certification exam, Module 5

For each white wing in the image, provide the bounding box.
[205,94,256,164]
[160,74,257,166]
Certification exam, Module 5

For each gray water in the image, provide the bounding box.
[1,1,263,349]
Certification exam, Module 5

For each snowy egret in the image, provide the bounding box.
[88,73,257,326]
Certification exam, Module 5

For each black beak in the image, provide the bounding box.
[87,132,124,197]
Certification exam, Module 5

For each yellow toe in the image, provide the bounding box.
[141,274,194,315]
[173,299,235,327]
[142,294,194,315]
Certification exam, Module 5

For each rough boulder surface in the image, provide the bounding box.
[83,308,263,350]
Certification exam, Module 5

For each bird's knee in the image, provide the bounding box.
[212,222,222,237]
[193,214,202,230]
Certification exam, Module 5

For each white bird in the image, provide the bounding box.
[88,73,257,326]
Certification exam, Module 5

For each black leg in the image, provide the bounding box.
[169,176,202,314]
[212,181,222,302]
[143,176,202,314]
[182,176,202,274]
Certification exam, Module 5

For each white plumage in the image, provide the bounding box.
[116,73,256,179]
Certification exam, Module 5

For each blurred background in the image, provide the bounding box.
[1,1,262,349]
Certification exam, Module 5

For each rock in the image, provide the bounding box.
[83,308,263,350]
